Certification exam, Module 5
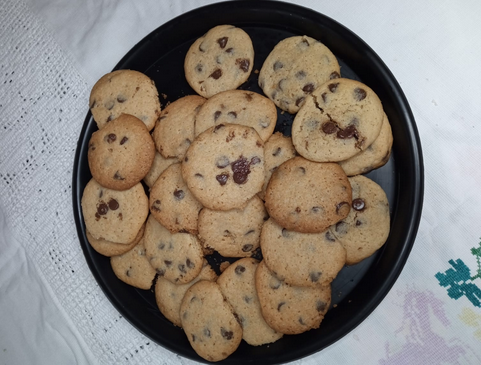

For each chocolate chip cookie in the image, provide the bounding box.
[264,156,352,233]
[89,69,161,131]
[184,25,254,98]
[258,35,340,114]
[182,123,265,211]
[291,78,384,162]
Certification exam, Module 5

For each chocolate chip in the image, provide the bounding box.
[88,142,95,151]
[335,221,349,234]
[337,124,359,139]
[302,83,315,94]
[199,42,206,52]
[322,121,338,134]
[117,212,123,220]
[106,114,114,123]
[158,242,165,250]
[156,268,166,276]
[120,136,128,145]
[336,201,350,215]
[223,229,232,237]
[281,228,291,238]
[273,61,283,71]
[277,302,286,311]
[203,328,211,338]
[356,220,363,226]
[325,231,336,242]
[214,124,225,132]
[217,37,228,48]
[164,260,172,267]
[117,95,127,103]
[317,300,327,312]
[272,147,281,156]
[99,190,103,198]
[231,157,251,184]
[171,189,184,201]
[113,171,124,180]
[310,271,322,283]
[195,64,203,73]
[213,110,222,121]
[299,317,306,325]
[108,198,119,210]
[295,207,301,213]
[216,172,229,185]
[296,70,306,79]
[227,111,237,118]
[250,156,261,165]
[321,92,328,103]
[97,203,108,216]
[105,100,115,110]
[328,83,339,93]
[194,173,203,178]
[259,120,270,129]
[105,133,116,143]
[298,166,306,174]
[270,279,281,290]
[236,58,250,72]
[225,47,234,54]
[352,198,366,211]
[191,334,196,342]
[184,156,189,162]
[244,230,255,236]
[245,93,253,101]
[330,71,340,79]
[235,265,246,275]
[354,87,367,101]
[178,264,186,273]
[244,296,252,304]
[125,269,131,277]
[216,155,230,168]
[294,92,309,106]
[311,206,322,213]
[221,328,234,340]
[242,244,254,252]
[209,68,222,79]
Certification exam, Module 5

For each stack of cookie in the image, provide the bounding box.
[81,24,393,362]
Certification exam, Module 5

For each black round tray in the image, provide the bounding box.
[72,1,424,364]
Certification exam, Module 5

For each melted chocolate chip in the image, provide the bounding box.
[164,260,172,267]
[221,328,234,340]
[321,92,328,103]
[213,110,221,121]
[310,271,322,283]
[352,198,366,211]
[108,198,119,210]
[120,136,128,145]
[273,61,283,71]
[216,155,230,168]
[173,189,185,200]
[295,97,305,107]
[302,83,315,94]
[97,203,108,216]
[235,265,246,275]
[236,58,250,72]
[217,37,228,48]
[325,231,336,242]
[214,124,225,132]
[330,71,340,79]
[225,47,234,54]
[337,125,359,139]
[322,121,338,134]
[209,68,222,79]
[231,157,251,184]
[242,244,254,252]
[105,133,116,143]
[354,87,367,101]
[216,172,229,185]
[328,83,339,93]
[226,130,235,142]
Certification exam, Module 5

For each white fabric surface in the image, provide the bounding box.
[1,0,481,364]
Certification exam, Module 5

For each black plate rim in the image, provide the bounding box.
[72,1,424,363]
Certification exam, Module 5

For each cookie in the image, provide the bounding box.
[88,113,156,190]
[339,112,393,176]
[217,258,283,346]
[264,156,352,233]
[260,218,346,287]
[258,131,297,201]
[180,280,243,362]
[110,237,156,290]
[143,151,178,189]
[155,259,217,327]
[182,123,265,211]
[291,77,384,162]
[81,178,149,244]
[86,223,145,257]
[153,95,206,159]
[143,214,204,284]
[258,35,340,114]
[329,175,390,265]
[194,90,277,141]
[149,163,203,234]
[255,260,331,335]
[197,195,268,257]
[89,69,161,131]
[184,25,254,98]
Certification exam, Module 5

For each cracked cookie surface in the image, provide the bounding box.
[292,78,384,162]
[258,35,340,114]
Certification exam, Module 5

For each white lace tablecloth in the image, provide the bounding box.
[1,0,481,364]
